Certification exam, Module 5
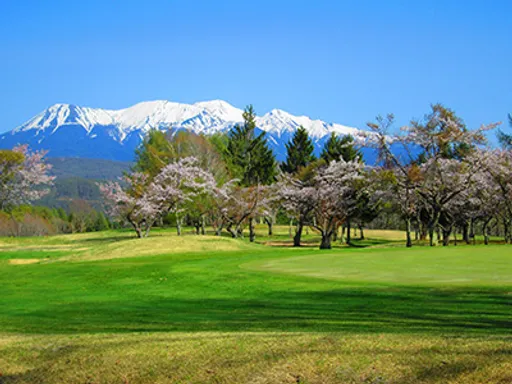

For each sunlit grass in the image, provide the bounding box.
[0,228,510,383]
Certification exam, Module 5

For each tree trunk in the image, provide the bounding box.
[288,219,293,238]
[176,213,182,236]
[346,220,351,245]
[339,225,345,244]
[483,220,490,245]
[226,223,237,238]
[442,226,452,246]
[359,224,365,240]
[428,227,436,247]
[405,218,412,248]
[293,222,303,247]
[249,217,255,242]
[201,215,206,235]
[332,224,338,242]
[470,218,476,245]
[236,224,243,238]
[264,217,273,236]
[503,219,510,244]
[428,213,440,246]
[462,222,470,244]
[419,221,427,241]
[319,232,332,249]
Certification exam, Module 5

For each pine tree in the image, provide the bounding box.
[497,114,512,149]
[226,105,276,186]
[321,133,361,163]
[281,126,316,174]
[94,211,110,231]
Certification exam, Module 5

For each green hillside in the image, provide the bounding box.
[47,157,132,180]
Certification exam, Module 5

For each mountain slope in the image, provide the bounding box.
[0,100,367,161]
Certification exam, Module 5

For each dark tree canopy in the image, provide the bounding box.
[497,114,512,149]
[281,126,316,174]
[320,133,361,163]
[226,105,277,186]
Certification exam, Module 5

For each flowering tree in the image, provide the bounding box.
[0,145,54,211]
[311,159,364,249]
[217,184,266,241]
[100,157,215,238]
[208,179,239,236]
[479,149,512,243]
[151,157,216,235]
[278,174,317,246]
[368,105,499,246]
[99,173,160,238]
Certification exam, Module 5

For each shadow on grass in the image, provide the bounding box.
[6,284,511,335]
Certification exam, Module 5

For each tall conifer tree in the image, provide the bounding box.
[226,105,276,186]
[321,133,361,163]
[497,114,512,149]
[281,126,316,174]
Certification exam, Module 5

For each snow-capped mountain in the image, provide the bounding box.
[0,100,368,162]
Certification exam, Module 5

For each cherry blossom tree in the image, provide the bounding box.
[368,106,499,246]
[0,145,54,211]
[220,185,266,241]
[278,174,317,246]
[311,159,364,249]
[100,157,215,238]
[99,173,160,238]
[479,149,512,243]
[208,179,239,236]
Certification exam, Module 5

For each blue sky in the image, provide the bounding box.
[0,0,511,134]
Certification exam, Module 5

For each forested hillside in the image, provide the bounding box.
[47,157,131,179]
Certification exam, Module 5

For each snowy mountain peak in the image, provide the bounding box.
[2,99,370,162]
[193,100,243,122]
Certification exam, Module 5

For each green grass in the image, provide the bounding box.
[0,227,511,383]
[243,246,512,286]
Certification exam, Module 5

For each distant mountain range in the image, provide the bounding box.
[0,100,378,162]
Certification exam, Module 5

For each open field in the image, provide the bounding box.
[0,227,511,383]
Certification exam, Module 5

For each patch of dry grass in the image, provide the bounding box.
[0,229,255,263]
[7,259,41,265]
[0,332,510,384]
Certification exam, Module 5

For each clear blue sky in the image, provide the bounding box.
[1,0,510,134]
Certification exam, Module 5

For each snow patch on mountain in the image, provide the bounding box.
[2,99,368,162]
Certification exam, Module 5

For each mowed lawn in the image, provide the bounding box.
[0,227,511,383]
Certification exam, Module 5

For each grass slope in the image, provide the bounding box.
[0,227,511,383]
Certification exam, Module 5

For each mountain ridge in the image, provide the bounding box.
[0,99,369,162]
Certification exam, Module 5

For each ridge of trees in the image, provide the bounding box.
[2,103,511,250]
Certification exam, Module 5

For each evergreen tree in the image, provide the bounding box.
[281,126,316,174]
[94,211,110,231]
[226,105,277,186]
[497,114,512,149]
[321,133,361,163]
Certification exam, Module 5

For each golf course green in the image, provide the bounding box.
[0,227,511,383]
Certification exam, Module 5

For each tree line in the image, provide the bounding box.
[0,145,110,236]
[2,106,511,248]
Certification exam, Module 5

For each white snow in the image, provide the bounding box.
[12,99,364,142]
